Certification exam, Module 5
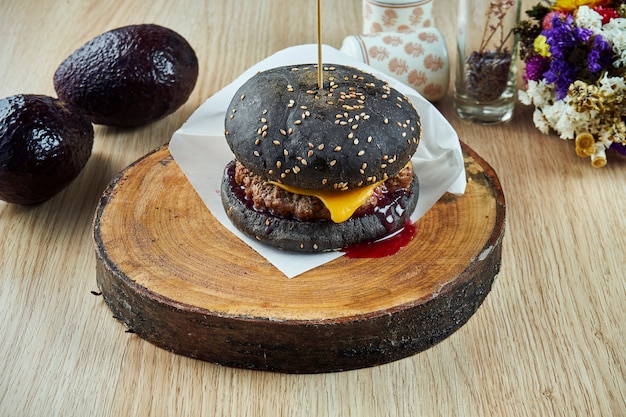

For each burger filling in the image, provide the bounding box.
[231,160,414,223]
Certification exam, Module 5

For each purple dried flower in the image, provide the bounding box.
[610,142,626,156]
[524,54,550,82]
[544,59,577,99]
[588,34,613,73]
[541,13,613,100]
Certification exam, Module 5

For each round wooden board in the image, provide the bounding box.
[93,142,505,373]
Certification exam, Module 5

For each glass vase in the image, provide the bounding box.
[453,0,521,124]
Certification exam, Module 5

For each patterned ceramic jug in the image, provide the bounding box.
[341,29,448,101]
[342,0,449,102]
[362,0,434,34]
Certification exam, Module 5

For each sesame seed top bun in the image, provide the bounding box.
[224,64,421,191]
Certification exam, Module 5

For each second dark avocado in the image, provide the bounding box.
[53,24,199,127]
[0,94,94,205]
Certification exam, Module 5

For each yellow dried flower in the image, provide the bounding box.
[591,148,607,167]
[533,35,550,58]
[575,132,596,156]
[553,0,610,12]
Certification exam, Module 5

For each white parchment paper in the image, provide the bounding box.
[169,44,466,278]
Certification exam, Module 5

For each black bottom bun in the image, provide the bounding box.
[220,161,420,252]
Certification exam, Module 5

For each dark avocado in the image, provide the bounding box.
[53,24,199,127]
[0,94,94,205]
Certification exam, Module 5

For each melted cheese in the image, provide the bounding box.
[269,181,383,223]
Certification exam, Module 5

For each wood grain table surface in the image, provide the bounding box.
[1,0,624,416]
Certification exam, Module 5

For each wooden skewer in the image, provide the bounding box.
[317,0,323,89]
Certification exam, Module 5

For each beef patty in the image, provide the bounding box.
[233,160,414,222]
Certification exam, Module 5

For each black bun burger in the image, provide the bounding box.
[221,64,421,252]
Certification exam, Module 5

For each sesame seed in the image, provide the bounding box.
[294,120,302,125]
[280,129,287,136]
[262,131,267,138]
[334,146,342,152]
[261,125,268,132]
[361,163,367,169]
[329,159,337,166]
[255,138,261,145]
[353,138,359,145]
[288,127,293,135]
[308,150,314,157]
[254,151,260,156]
[318,144,325,150]
[229,114,234,119]
[358,150,365,156]
[268,169,274,175]
[240,94,245,100]
[273,140,280,145]
[348,132,354,139]
[301,159,307,166]
[283,149,289,156]
[276,161,282,168]
[383,118,389,124]
[261,117,267,123]
[300,105,307,110]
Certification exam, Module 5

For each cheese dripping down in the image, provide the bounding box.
[268,161,413,223]
[268,179,384,223]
